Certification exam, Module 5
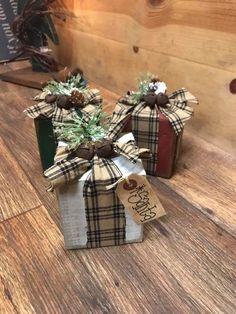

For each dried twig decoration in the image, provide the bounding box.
[10,0,66,72]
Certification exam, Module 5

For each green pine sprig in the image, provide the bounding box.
[126,73,157,105]
[54,107,110,148]
[43,73,86,96]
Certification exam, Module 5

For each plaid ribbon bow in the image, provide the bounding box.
[24,88,102,124]
[44,139,150,190]
[112,88,198,135]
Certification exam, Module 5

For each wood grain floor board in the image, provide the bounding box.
[159,132,236,237]
[0,201,235,313]
[0,206,85,314]
[0,137,41,222]
[0,87,60,226]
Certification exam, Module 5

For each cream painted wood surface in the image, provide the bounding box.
[53,0,236,155]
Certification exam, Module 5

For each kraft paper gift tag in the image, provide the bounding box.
[116,174,166,224]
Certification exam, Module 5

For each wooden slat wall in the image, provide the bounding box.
[53,0,236,155]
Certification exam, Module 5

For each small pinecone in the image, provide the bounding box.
[156,93,169,108]
[56,95,71,109]
[68,90,85,108]
[45,95,57,104]
[76,143,94,160]
[142,92,169,109]
[95,140,117,158]
[142,92,157,109]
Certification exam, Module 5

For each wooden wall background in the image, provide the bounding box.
[53,0,236,155]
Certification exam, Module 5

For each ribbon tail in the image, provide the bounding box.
[82,88,103,105]
[33,91,50,101]
[44,157,91,190]
[169,88,198,106]
[83,155,126,247]
[113,142,151,163]
[108,103,134,140]
[54,145,76,162]
[160,88,198,134]
[24,101,55,119]
[138,148,152,160]
[183,91,199,105]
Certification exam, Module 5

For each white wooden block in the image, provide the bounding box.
[56,133,145,249]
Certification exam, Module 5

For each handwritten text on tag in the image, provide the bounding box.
[116,174,166,224]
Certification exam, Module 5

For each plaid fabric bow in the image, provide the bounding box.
[24,88,102,123]
[44,139,150,190]
[113,88,198,135]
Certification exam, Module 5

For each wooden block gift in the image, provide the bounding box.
[24,70,102,171]
[56,134,146,249]
[44,109,165,249]
[111,76,198,178]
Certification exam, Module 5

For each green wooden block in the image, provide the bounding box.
[34,118,57,172]
[34,109,83,172]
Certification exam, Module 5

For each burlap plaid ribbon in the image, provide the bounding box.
[45,140,149,189]
[24,88,102,123]
[111,88,198,136]
[44,130,150,248]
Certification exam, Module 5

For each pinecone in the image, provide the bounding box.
[76,143,94,160]
[95,140,117,158]
[45,94,57,104]
[68,90,85,108]
[142,92,157,109]
[142,92,169,109]
[156,93,169,108]
[75,140,117,160]
[57,95,71,109]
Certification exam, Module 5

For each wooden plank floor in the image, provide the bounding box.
[0,62,235,314]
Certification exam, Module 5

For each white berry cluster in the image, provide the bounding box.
[149,81,167,95]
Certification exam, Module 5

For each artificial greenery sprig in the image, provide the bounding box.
[43,73,86,96]
[54,107,110,148]
[126,73,157,105]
